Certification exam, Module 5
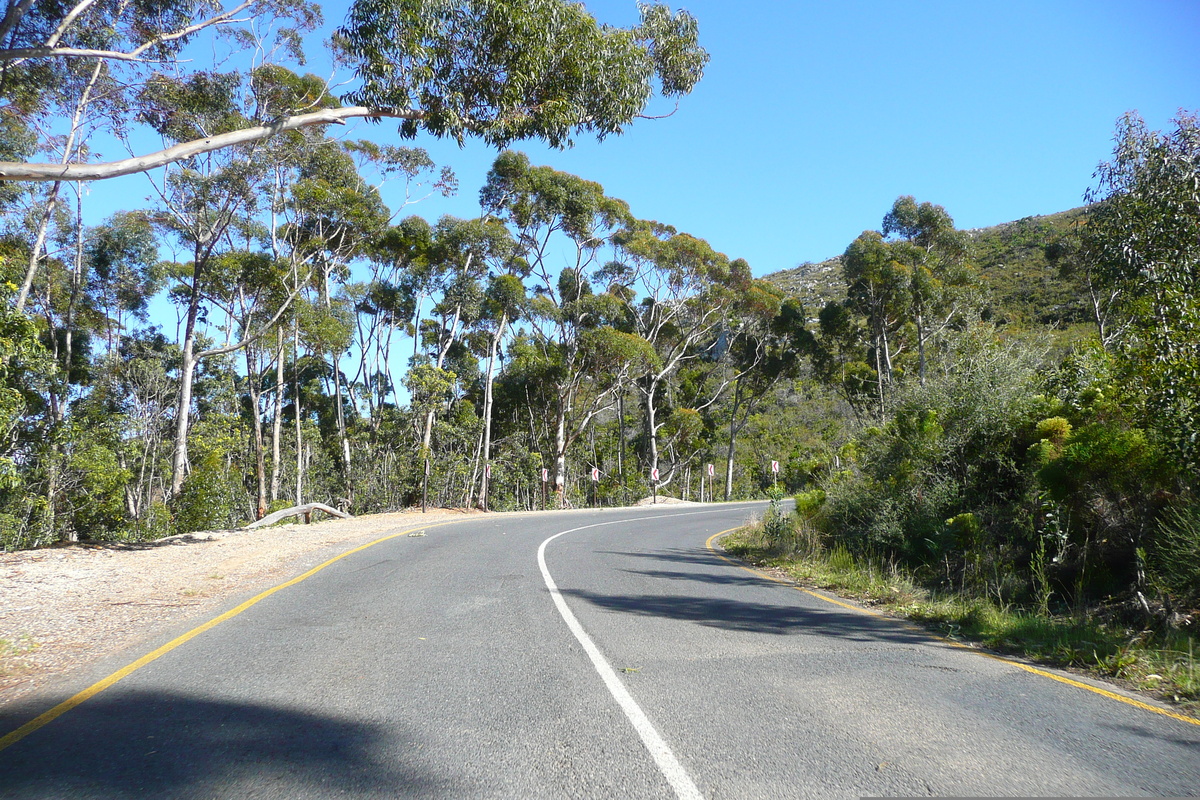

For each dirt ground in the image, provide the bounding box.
[0,508,480,709]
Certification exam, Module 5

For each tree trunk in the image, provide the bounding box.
[14,61,104,312]
[553,403,568,507]
[915,307,927,386]
[724,379,742,501]
[247,344,268,519]
[270,326,285,503]
[169,251,205,498]
[293,320,303,506]
[476,313,507,510]
[331,348,351,509]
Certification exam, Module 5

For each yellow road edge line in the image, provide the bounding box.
[0,520,460,752]
[704,530,1200,729]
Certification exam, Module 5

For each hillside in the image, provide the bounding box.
[765,206,1093,329]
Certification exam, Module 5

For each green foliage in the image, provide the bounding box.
[821,324,1045,569]
[1148,503,1200,609]
[61,423,132,540]
[172,453,249,534]
[1082,111,1200,480]
[340,0,708,147]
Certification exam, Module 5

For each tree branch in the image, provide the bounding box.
[0,106,425,181]
[0,0,255,65]
[0,0,36,47]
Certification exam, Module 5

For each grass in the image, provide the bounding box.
[722,523,1200,716]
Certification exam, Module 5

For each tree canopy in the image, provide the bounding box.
[0,0,708,181]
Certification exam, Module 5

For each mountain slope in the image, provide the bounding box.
[764,206,1093,329]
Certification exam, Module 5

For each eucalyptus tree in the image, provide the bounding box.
[1,0,707,181]
[84,211,162,357]
[409,217,490,478]
[147,70,264,499]
[1080,111,1200,478]
[881,196,973,385]
[714,287,803,499]
[474,270,525,510]
[611,220,758,489]
[841,230,910,417]
[1,0,320,314]
[357,215,433,425]
[481,150,643,498]
[279,130,392,508]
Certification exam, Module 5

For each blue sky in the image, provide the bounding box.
[355,0,1200,275]
[94,0,1200,278]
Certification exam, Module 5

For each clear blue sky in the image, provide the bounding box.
[99,0,1200,278]
[348,0,1200,275]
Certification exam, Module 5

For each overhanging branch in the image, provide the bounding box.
[0,106,425,182]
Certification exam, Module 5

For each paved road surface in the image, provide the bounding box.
[2,503,1198,798]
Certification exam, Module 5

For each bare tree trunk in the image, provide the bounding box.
[169,252,204,497]
[16,184,60,313]
[15,60,104,312]
[643,377,662,486]
[476,313,507,510]
[293,320,303,506]
[247,344,267,519]
[617,394,625,497]
[553,404,568,508]
[270,327,285,503]
[915,307,927,386]
[331,348,352,509]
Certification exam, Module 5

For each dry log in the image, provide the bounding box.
[243,502,350,530]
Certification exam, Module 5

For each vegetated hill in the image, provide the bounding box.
[968,206,1091,328]
[765,254,847,314]
[765,206,1094,330]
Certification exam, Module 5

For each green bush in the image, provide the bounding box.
[126,501,173,542]
[1149,503,1200,609]
[172,455,249,533]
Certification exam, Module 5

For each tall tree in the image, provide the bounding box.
[481,151,637,499]
[0,0,707,181]
[1081,111,1200,480]
[881,195,973,385]
[841,230,909,416]
[613,221,755,489]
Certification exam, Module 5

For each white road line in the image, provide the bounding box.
[537,507,752,800]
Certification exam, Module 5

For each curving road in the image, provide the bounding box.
[1,503,1198,798]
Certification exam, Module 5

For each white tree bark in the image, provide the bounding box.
[0,107,423,182]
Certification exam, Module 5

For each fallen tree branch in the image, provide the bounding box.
[243,502,351,529]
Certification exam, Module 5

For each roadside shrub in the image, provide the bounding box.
[126,501,173,543]
[1148,503,1200,610]
[172,454,249,533]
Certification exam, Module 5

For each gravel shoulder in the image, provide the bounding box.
[0,508,480,708]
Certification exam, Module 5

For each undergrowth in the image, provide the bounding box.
[722,520,1200,715]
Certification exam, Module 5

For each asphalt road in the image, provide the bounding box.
[2,503,1198,798]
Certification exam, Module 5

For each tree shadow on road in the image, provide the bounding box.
[0,690,454,799]
[560,588,931,645]
[620,567,780,588]
[597,547,729,567]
